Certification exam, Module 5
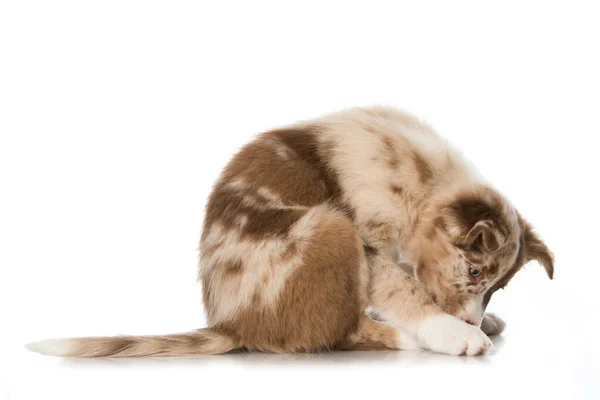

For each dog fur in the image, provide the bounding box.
[28,106,553,357]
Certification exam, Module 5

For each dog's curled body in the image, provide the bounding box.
[28,107,553,357]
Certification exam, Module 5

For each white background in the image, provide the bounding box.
[1,1,599,399]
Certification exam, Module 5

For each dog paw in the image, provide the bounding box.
[416,314,493,356]
[480,313,506,336]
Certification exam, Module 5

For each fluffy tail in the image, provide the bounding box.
[26,328,238,357]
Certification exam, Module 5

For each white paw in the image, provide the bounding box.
[416,314,493,356]
[480,313,506,336]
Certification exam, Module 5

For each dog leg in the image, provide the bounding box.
[368,254,492,356]
[341,316,420,351]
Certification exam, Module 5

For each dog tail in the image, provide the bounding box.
[26,328,238,357]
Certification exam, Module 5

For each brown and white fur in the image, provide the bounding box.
[28,107,553,357]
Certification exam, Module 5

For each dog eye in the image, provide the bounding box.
[469,265,481,277]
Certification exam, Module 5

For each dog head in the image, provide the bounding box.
[412,185,553,326]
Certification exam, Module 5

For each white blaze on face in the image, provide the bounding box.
[456,293,485,327]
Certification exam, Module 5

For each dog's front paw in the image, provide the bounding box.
[480,313,505,336]
[416,314,492,356]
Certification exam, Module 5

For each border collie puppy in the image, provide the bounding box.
[28,107,553,357]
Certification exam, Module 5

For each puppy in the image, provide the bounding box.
[28,107,553,357]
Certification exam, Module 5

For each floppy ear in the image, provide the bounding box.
[464,220,506,252]
[520,217,554,279]
[442,194,508,253]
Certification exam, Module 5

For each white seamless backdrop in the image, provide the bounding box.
[1,1,599,400]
